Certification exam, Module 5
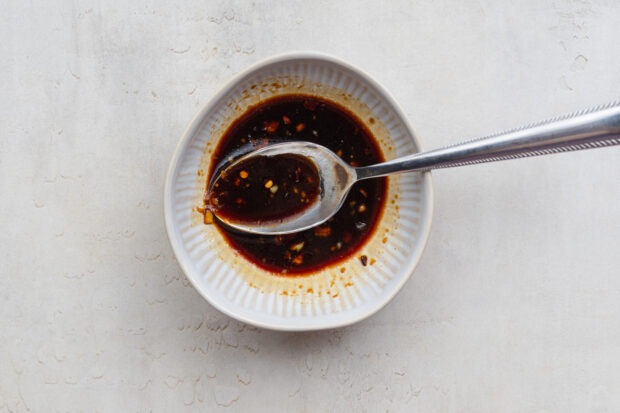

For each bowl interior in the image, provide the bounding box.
[164,53,433,330]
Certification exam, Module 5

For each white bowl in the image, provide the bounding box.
[164,52,434,331]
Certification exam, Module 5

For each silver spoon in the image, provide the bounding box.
[209,102,620,235]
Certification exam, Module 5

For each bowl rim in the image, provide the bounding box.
[164,51,434,331]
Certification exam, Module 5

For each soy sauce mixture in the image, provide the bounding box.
[205,95,386,275]
[207,154,320,224]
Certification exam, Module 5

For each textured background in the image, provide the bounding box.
[1,0,620,411]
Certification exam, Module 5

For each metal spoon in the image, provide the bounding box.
[209,102,620,235]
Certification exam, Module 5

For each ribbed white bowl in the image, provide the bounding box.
[164,52,433,331]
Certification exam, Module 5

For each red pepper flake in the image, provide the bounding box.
[282,115,291,125]
[292,255,304,265]
[296,123,306,132]
[342,232,352,243]
[303,100,316,111]
[360,255,368,266]
[263,121,279,133]
[290,242,305,252]
[236,197,245,205]
[314,226,332,237]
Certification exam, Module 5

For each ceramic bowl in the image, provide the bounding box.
[164,52,433,331]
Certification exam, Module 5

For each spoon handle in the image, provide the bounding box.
[355,101,620,180]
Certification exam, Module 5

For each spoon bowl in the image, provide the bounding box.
[208,141,356,235]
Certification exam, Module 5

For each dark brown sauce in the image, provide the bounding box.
[207,154,320,224]
[205,94,386,275]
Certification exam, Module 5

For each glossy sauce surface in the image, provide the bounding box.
[205,94,386,275]
[206,154,320,224]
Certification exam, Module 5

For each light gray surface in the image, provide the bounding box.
[1,0,619,411]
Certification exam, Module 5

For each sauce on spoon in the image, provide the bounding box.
[207,153,320,224]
